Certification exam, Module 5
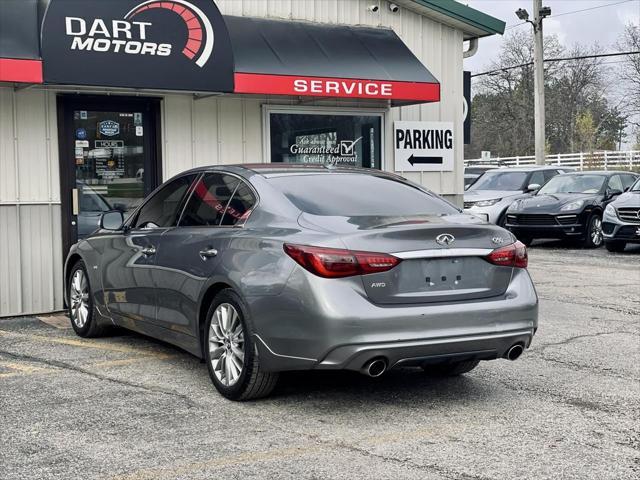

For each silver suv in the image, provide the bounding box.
[464,166,569,226]
[603,176,640,252]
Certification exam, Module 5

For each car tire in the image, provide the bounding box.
[204,289,278,401]
[68,260,106,338]
[422,359,480,376]
[582,214,604,248]
[605,240,626,252]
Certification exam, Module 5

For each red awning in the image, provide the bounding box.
[0,58,43,83]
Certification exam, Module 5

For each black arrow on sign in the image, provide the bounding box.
[408,154,444,166]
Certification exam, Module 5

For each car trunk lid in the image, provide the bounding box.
[300,213,515,305]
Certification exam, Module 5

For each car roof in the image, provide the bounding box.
[476,165,559,173]
[176,163,402,179]
[561,170,636,176]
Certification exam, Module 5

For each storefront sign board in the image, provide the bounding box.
[394,121,454,172]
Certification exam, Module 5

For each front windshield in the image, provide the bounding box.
[538,175,605,194]
[631,179,640,192]
[468,171,527,191]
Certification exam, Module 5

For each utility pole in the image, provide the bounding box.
[532,0,545,165]
[516,2,551,165]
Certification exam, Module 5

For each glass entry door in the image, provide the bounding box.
[59,96,161,251]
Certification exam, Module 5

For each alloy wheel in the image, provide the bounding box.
[591,217,603,246]
[208,303,245,387]
[70,269,90,328]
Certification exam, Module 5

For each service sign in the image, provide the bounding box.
[41,0,234,92]
[394,121,454,172]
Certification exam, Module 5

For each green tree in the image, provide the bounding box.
[575,111,596,152]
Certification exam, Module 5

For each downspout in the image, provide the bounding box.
[463,38,478,58]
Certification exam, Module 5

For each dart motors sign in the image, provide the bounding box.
[41,0,233,92]
[394,121,454,172]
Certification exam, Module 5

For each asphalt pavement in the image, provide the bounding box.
[1,242,639,480]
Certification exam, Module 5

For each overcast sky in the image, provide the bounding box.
[463,0,640,73]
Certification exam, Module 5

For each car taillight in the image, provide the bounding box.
[485,241,528,268]
[283,244,401,278]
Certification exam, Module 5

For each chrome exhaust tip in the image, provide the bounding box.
[362,358,387,377]
[505,344,524,361]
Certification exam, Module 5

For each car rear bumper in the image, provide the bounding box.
[248,267,538,373]
[315,329,534,371]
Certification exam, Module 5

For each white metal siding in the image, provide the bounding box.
[0,87,63,317]
[0,0,467,316]
[181,0,466,195]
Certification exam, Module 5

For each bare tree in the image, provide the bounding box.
[467,31,627,158]
[616,23,640,127]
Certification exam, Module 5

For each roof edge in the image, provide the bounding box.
[409,0,506,38]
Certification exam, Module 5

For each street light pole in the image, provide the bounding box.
[533,0,545,166]
[515,2,551,166]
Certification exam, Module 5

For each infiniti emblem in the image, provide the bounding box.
[436,233,455,246]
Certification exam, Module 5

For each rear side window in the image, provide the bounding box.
[134,175,195,228]
[621,174,637,190]
[220,180,257,226]
[528,171,545,187]
[179,173,255,227]
[608,175,624,192]
[267,173,458,217]
[543,170,559,183]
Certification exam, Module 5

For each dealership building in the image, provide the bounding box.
[0,0,504,317]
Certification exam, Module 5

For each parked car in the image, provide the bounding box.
[464,173,481,189]
[65,165,538,400]
[464,165,497,189]
[464,166,567,225]
[505,171,639,248]
[603,176,640,252]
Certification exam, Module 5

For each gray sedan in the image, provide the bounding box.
[64,165,538,400]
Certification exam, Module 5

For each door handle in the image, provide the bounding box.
[141,246,156,256]
[199,248,218,260]
[72,188,79,216]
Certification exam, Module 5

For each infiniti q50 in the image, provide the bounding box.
[65,165,538,400]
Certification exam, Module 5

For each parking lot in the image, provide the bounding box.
[1,243,639,480]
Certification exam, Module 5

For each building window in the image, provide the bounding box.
[267,110,382,168]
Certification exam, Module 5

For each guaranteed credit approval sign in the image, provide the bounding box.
[394,121,454,172]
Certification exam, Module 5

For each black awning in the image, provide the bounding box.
[0,0,43,83]
[226,16,440,105]
[2,1,440,102]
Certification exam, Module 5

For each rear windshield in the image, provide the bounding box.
[267,173,459,216]
[468,171,527,191]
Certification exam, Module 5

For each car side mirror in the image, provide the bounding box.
[100,210,125,231]
[606,188,623,199]
[526,183,541,192]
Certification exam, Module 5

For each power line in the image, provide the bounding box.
[505,0,637,30]
[471,50,640,78]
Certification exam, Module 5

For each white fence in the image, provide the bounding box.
[465,150,640,171]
